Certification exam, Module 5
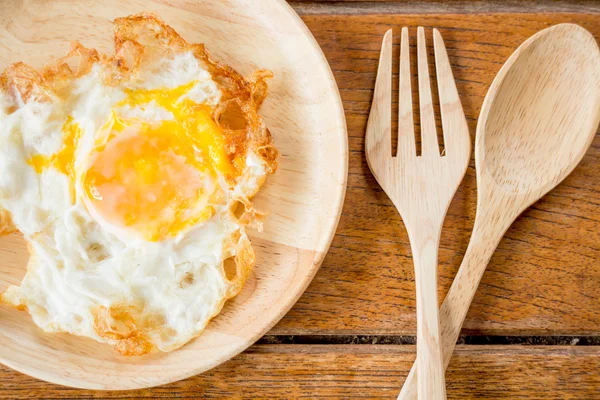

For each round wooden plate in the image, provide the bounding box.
[0,0,347,390]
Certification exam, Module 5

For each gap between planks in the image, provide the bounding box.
[258,335,600,346]
[288,0,600,15]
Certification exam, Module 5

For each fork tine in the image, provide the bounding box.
[433,29,469,157]
[366,29,392,159]
[397,27,416,159]
[417,27,440,156]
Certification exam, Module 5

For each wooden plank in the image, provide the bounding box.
[2,345,599,399]
[289,1,600,15]
[270,13,600,336]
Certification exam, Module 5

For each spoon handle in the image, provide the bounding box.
[398,209,512,400]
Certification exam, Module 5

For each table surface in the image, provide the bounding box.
[2,1,600,398]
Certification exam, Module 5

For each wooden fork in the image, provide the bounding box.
[365,28,470,399]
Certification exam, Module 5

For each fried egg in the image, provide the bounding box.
[0,14,277,355]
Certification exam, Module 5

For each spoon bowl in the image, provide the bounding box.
[479,23,600,200]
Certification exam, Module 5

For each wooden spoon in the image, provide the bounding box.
[398,23,600,399]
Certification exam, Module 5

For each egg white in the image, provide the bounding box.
[0,52,267,352]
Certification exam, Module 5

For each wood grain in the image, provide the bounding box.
[2,345,599,399]
[272,12,600,336]
[289,1,600,15]
[2,3,600,397]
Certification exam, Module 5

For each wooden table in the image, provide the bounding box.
[2,1,600,398]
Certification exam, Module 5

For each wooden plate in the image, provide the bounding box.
[0,0,347,390]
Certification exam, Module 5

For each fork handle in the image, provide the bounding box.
[399,211,511,400]
[409,225,447,400]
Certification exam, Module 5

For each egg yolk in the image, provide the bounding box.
[84,82,239,242]
[119,82,235,177]
[28,117,82,202]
